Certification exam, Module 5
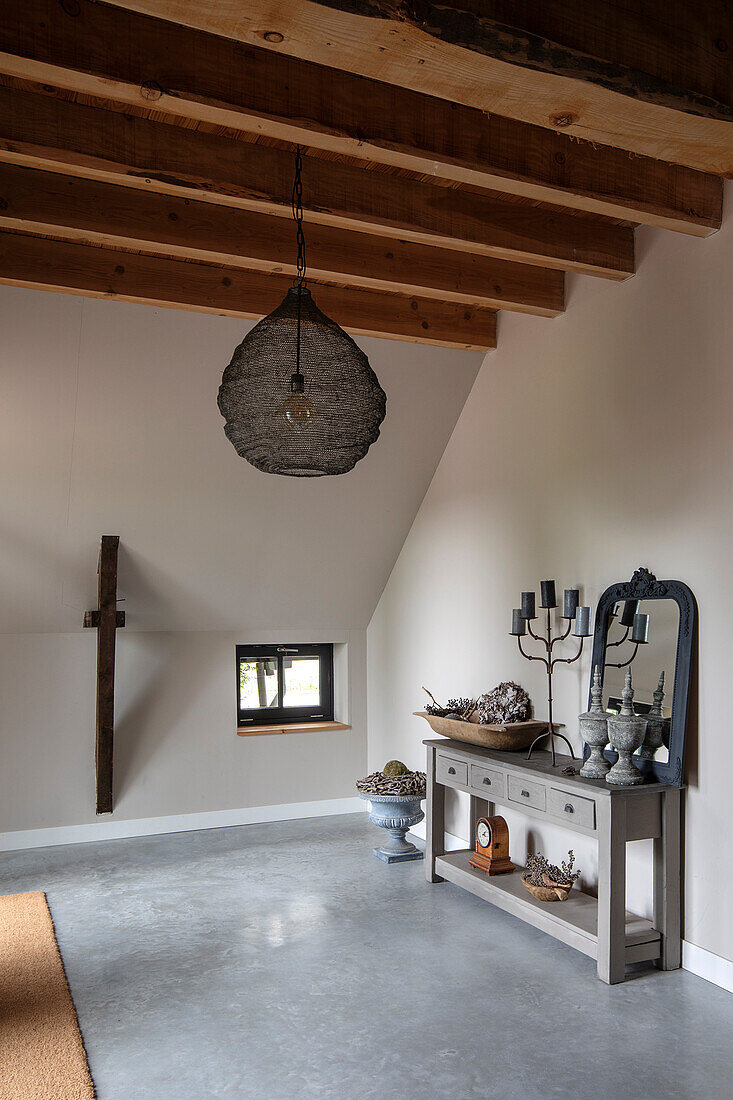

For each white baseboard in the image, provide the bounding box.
[682,941,733,995]
[0,797,364,853]
[409,821,467,851]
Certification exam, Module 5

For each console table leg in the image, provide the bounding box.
[426,746,445,883]
[469,794,489,841]
[654,787,682,970]
[597,796,627,984]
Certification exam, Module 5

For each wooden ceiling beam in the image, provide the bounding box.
[0,164,564,317]
[103,0,733,176]
[0,231,497,350]
[0,87,634,279]
[0,0,721,235]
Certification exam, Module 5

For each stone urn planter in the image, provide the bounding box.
[356,761,426,863]
[359,792,425,863]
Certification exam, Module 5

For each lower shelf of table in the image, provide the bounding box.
[435,851,661,964]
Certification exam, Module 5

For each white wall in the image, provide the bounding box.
[0,289,480,634]
[0,288,480,834]
[367,183,733,965]
[0,629,366,832]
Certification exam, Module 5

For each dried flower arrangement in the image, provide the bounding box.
[422,688,475,720]
[422,683,532,725]
[522,850,581,902]
[524,850,580,888]
[477,681,532,724]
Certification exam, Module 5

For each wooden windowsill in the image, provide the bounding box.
[237,721,350,737]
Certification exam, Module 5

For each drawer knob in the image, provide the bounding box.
[483,777,492,786]
[448,766,456,775]
[521,789,530,798]
[564,803,574,814]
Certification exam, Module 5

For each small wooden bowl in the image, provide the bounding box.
[521,874,572,902]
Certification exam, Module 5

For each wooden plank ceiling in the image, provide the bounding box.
[0,0,728,350]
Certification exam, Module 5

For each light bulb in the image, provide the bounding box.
[281,392,316,428]
[281,370,316,429]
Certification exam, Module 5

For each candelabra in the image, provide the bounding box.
[604,599,650,669]
[510,580,593,766]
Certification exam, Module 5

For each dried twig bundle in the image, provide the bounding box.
[356,770,427,797]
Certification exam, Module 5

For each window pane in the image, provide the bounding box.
[282,656,321,708]
[239,659,279,709]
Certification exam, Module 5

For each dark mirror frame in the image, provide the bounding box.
[586,567,697,787]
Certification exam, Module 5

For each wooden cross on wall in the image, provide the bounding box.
[83,535,125,814]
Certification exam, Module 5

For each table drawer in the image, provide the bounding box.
[548,787,596,830]
[470,764,506,798]
[436,753,468,787]
[507,774,546,812]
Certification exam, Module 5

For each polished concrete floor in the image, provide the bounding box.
[2,813,731,1100]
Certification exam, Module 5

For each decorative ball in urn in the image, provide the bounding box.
[606,669,646,786]
[356,762,426,863]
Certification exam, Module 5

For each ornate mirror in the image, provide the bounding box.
[586,568,696,786]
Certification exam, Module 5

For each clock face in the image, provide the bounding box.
[477,821,491,848]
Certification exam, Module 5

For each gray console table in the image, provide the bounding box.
[424,738,682,984]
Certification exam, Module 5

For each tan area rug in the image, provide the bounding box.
[0,891,95,1099]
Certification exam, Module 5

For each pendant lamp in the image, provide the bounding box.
[218,147,386,477]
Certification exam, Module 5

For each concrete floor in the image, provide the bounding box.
[2,814,731,1100]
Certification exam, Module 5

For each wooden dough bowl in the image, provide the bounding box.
[415,710,548,751]
[521,875,573,902]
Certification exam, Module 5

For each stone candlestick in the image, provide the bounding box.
[606,669,646,786]
[579,666,610,778]
[638,671,668,759]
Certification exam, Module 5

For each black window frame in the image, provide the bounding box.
[236,643,334,727]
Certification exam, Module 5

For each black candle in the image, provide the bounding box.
[521,591,536,620]
[540,580,557,608]
[573,605,591,636]
[620,599,640,628]
[632,612,650,644]
[563,588,579,620]
[510,608,527,636]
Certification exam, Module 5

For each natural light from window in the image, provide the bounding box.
[283,657,320,708]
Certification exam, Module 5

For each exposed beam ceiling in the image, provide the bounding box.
[0,0,726,349]
[0,231,498,349]
[0,165,564,317]
[0,86,635,278]
[0,0,722,235]
[102,0,733,174]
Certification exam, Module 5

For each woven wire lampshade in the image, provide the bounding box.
[218,285,387,477]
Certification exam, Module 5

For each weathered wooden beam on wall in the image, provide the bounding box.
[0,164,563,316]
[0,0,722,234]
[83,535,124,816]
[103,0,732,174]
[0,87,635,279]
[0,231,498,349]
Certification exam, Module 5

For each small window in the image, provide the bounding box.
[236,644,334,727]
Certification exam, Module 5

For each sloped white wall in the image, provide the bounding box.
[368,183,733,965]
[0,287,480,833]
[1,289,480,633]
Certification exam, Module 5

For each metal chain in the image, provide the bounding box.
[289,145,308,375]
[291,145,307,287]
